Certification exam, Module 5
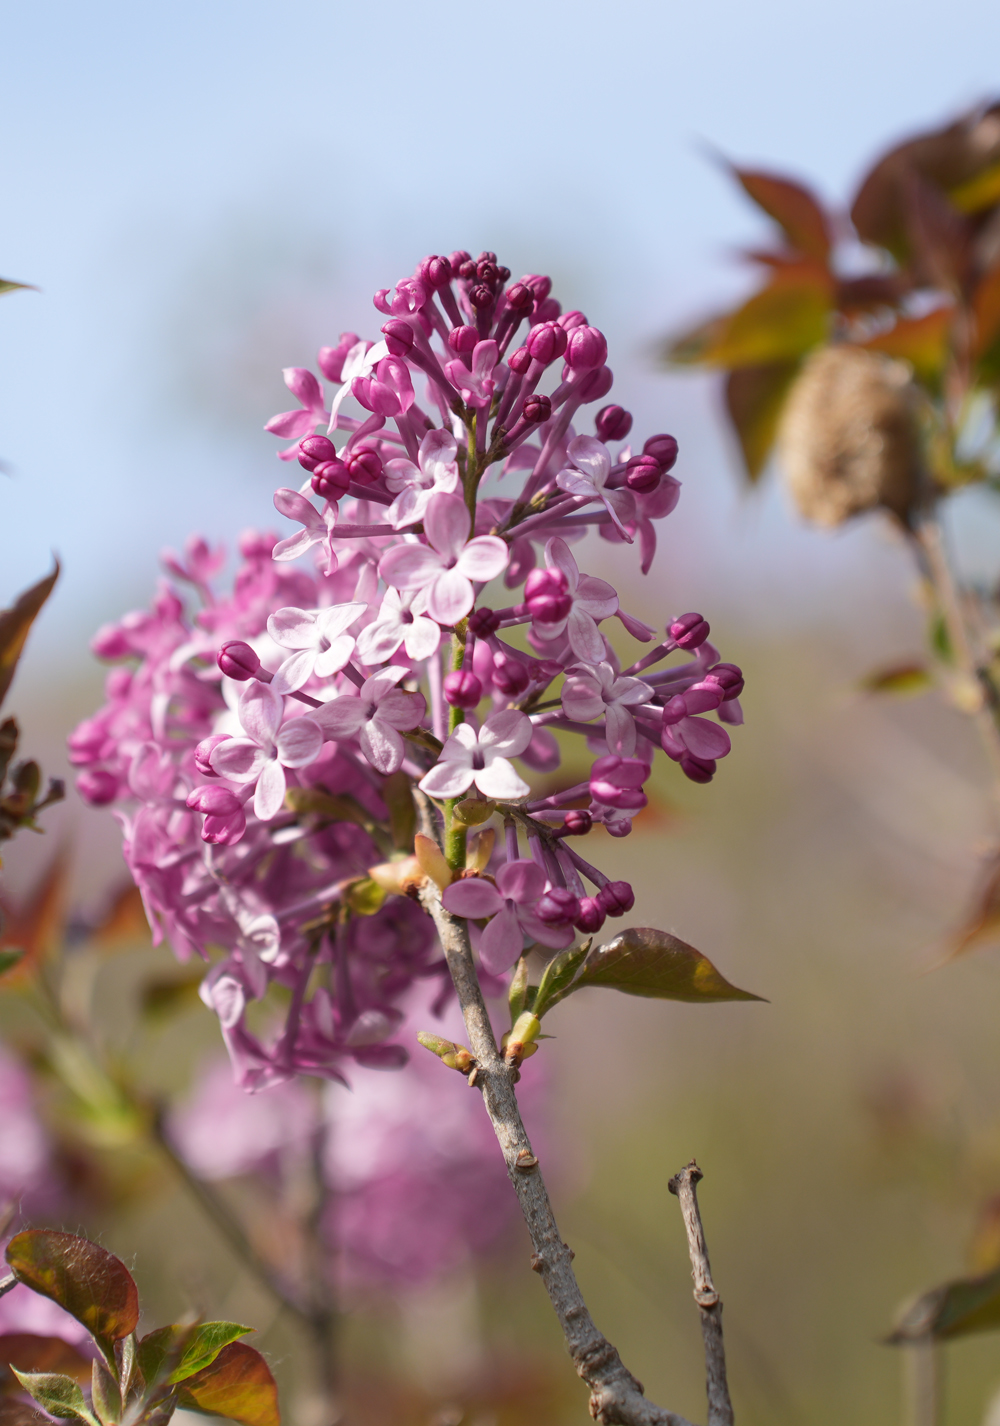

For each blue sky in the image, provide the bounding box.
[3,0,1000,661]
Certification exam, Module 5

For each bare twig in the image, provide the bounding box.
[668,1163,734,1426]
[0,1272,17,1299]
[903,1338,940,1426]
[412,808,697,1426]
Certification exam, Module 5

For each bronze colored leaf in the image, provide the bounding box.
[724,360,801,481]
[176,1343,279,1426]
[5,1233,138,1357]
[0,1336,92,1390]
[0,567,59,711]
[87,885,150,953]
[858,663,933,696]
[573,927,764,1003]
[949,160,1000,215]
[0,852,69,986]
[137,1323,253,1388]
[888,1266,1000,1342]
[859,307,954,382]
[903,172,971,295]
[0,1401,49,1426]
[947,850,1000,959]
[685,274,831,370]
[972,261,1000,360]
[732,167,832,260]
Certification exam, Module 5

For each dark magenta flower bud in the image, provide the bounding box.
[590,755,649,809]
[504,282,534,312]
[492,652,531,696]
[418,255,453,289]
[317,333,362,383]
[575,366,614,403]
[575,897,606,934]
[522,394,552,425]
[625,454,662,494]
[595,404,633,442]
[534,297,561,323]
[443,670,483,709]
[669,613,709,650]
[194,733,230,777]
[476,259,500,284]
[457,259,477,279]
[524,566,571,624]
[347,447,382,484]
[187,785,242,816]
[643,433,679,471]
[706,662,744,700]
[448,325,479,355]
[562,808,593,836]
[91,624,133,659]
[536,886,581,926]
[470,284,494,310]
[522,274,552,303]
[597,880,634,917]
[77,769,118,806]
[680,754,716,784]
[449,250,472,271]
[496,265,511,283]
[605,817,633,838]
[202,808,247,845]
[477,250,497,264]
[526,321,568,365]
[381,318,415,356]
[661,695,688,727]
[298,434,337,473]
[565,325,608,372]
[558,310,588,331]
[507,345,533,375]
[468,607,501,637]
[218,641,260,681]
[312,460,351,501]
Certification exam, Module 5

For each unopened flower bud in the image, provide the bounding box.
[317,333,362,383]
[476,260,500,284]
[562,808,592,836]
[625,454,662,494]
[605,816,633,838]
[507,345,533,375]
[347,447,382,484]
[505,282,534,312]
[492,652,531,697]
[457,259,477,279]
[558,310,589,331]
[77,769,118,806]
[187,785,242,817]
[595,404,633,442]
[381,318,415,355]
[574,365,614,403]
[565,325,608,371]
[597,880,634,917]
[644,433,679,472]
[194,733,230,777]
[449,250,472,272]
[443,669,483,709]
[497,265,511,282]
[522,274,552,302]
[418,255,453,289]
[524,566,571,624]
[202,809,247,846]
[669,612,709,650]
[575,897,606,933]
[589,755,648,809]
[526,322,568,365]
[448,324,479,355]
[706,662,744,700]
[470,284,494,310]
[680,753,716,784]
[535,886,581,926]
[218,641,260,681]
[312,460,351,500]
[534,297,562,323]
[468,607,502,637]
[522,393,551,424]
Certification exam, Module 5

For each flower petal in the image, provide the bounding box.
[379,544,443,591]
[418,761,476,798]
[605,702,636,756]
[375,689,426,731]
[455,535,509,582]
[425,492,470,559]
[495,859,545,903]
[210,738,267,782]
[403,615,441,661]
[275,716,324,767]
[254,759,287,820]
[267,606,319,650]
[270,649,315,694]
[478,903,524,975]
[311,696,367,738]
[679,716,732,760]
[274,488,324,529]
[360,718,404,774]
[479,709,532,755]
[427,568,474,625]
[239,680,283,747]
[475,755,530,801]
[442,878,504,919]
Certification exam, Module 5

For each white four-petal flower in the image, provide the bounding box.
[555,434,636,539]
[210,681,323,821]
[532,537,619,664]
[267,601,367,692]
[418,709,532,801]
[354,587,441,665]
[384,429,461,529]
[378,493,509,626]
[312,665,426,775]
[560,661,655,756]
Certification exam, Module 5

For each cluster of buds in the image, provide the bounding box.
[71,250,743,1084]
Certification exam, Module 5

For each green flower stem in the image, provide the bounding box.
[443,632,468,870]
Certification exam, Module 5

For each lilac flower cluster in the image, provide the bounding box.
[71,250,743,1084]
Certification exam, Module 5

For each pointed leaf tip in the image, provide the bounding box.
[0,564,59,710]
[574,927,765,1003]
[176,1342,280,1426]
[5,1232,139,1354]
[888,1266,1000,1342]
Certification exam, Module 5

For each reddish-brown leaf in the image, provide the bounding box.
[0,1336,92,1391]
[973,260,1000,360]
[858,306,954,382]
[176,1343,279,1426]
[86,884,150,952]
[733,167,832,260]
[670,272,831,371]
[5,1233,138,1353]
[903,172,972,294]
[0,567,59,711]
[0,852,69,985]
[0,1401,49,1426]
[724,360,802,481]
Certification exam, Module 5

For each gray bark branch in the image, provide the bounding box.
[414,816,697,1426]
[668,1162,734,1426]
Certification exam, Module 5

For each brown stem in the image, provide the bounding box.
[668,1163,733,1426]
[413,794,696,1426]
[903,1339,940,1426]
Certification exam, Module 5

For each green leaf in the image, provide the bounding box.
[381,770,416,850]
[508,958,531,1025]
[724,360,802,482]
[732,167,832,260]
[0,948,24,977]
[571,927,765,1003]
[139,972,205,1022]
[5,1232,139,1360]
[666,275,830,371]
[858,663,933,697]
[175,1343,279,1426]
[0,280,37,298]
[10,1371,98,1426]
[0,566,59,711]
[887,1266,1000,1342]
[90,1359,120,1426]
[283,787,371,827]
[0,719,18,781]
[532,941,592,1019]
[860,307,953,383]
[343,877,386,916]
[137,1323,253,1388]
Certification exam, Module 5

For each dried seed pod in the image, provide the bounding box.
[777,345,923,526]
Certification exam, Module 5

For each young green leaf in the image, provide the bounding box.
[0,566,59,711]
[887,1265,1000,1341]
[571,927,764,1003]
[507,957,531,1025]
[531,941,592,1019]
[858,663,933,697]
[381,770,416,849]
[0,280,37,298]
[175,1343,279,1426]
[725,360,802,482]
[10,1370,99,1426]
[137,1323,253,1387]
[5,1232,139,1359]
[0,948,25,977]
[90,1358,121,1426]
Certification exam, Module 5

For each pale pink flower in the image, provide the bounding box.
[354,587,441,665]
[272,488,339,575]
[265,367,331,460]
[210,681,323,819]
[445,339,500,407]
[268,600,367,692]
[384,429,460,529]
[418,709,531,801]
[379,493,508,626]
[442,860,573,974]
[560,661,655,756]
[533,537,618,664]
[313,666,425,775]
[556,435,636,538]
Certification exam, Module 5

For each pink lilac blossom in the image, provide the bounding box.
[72,248,743,1084]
